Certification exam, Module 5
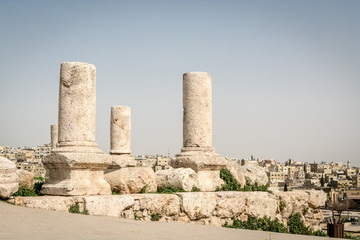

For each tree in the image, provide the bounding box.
[320,175,325,187]
[328,180,338,189]
[284,183,288,192]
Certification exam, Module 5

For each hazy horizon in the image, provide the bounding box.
[0,0,359,164]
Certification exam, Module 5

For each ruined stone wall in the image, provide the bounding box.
[14,190,326,230]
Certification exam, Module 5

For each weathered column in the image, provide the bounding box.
[183,72,213,151]
[107,106,136,171]
[50,124,58,149]
[110,106,131,154]
[171,72,226,191]
[41,62,111,196]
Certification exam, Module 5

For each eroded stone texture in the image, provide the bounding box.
[172,72,226,191]
[41,62,111,196]
[0,157,19,199]
[50,124,58,149]
[17,169,34,189]
[225,160,269,187]
[104,167,157,194]
[14,190,326,229]
[107,106,136,170]
[156,168,198,192]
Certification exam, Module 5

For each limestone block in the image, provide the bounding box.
[225,160,246,187]
[132,194,180,216]
[240,164,269,186]
[0,157,19,199]
[215,192,247,218]
[104,167,157,194]
[83,195,135,217]
[196,171,224,192]
[306,190,327,208]
[41,152,111,196]
[172,151,226,172]
[15,196,77,212]
[155,168,198,192]
[178,192,217,220]
[245,192,278,219]
[17,169,34,189]
[107,154,136,171]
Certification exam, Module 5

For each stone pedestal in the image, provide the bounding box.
[107,106,136,171]
[171,72,225,191]
[41,62,111,196]
[50,124,58,149]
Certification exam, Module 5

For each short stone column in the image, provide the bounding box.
[50,124,58,149]
[107,106,136,171]
[41,62,111,196]
[171,72,226,191]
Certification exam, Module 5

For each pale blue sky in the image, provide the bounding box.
[0,0,359,164]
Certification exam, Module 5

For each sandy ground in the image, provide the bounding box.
[0,201,340,240]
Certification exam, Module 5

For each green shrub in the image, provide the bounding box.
[224,215,287,233]
[68,203,88,215]
[34,182,44,195]
[279,201,286,212]
[150,212,161,221]
[191,186,200,192]
[112,190,121,195]
[217,169,270,192]
[344,233,358,239]
[224,213,327,237]
[12,187,37,197]
[140,185,147,193]
[157,186,185,194]
[288,213,312,235]
[134,212,141,220]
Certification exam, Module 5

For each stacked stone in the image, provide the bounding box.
[171,72,226,191]
[41,62,111,196]
[107,106,136,171]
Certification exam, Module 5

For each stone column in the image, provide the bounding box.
[171,72,226,192]
[183,72,213,151]
[41,62,111,196]
[107,106,136,171]
[50,124,58,149]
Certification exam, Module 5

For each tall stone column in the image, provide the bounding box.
[41,62,111,196]
[183,72,213,151]
[50,124,58,149]
[107,106,136,171]
[171,72,226,191]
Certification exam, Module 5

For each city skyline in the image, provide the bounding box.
[0,0,359,164]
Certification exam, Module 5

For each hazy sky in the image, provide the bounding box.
[0,0,359,164]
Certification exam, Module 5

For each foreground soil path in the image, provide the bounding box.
[0,201,338,240]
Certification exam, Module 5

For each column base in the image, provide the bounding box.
[105,154,137,174]
[171,149,226,172]
[41,152,111,196]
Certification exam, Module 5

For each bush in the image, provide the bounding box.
[150,212,161,221]
[157,186,185,194]
[140,185,148,193]
[68,203,88,215]
[288,213,312,235]
[224,213,328,237]
[224,215,287,233]
[12,187,37,197]
[279,201,286,212]
[191,186,200,192]
[112,190,121,195]
[217,169,270,192]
